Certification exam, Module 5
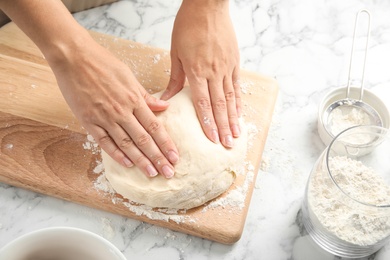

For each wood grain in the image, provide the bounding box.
[0,22,278,244]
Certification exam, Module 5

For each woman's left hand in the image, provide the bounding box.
[161,0,242,148]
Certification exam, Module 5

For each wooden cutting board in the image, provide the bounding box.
[0,22,278,244]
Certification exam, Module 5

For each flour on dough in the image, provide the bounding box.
[102,87,248,209]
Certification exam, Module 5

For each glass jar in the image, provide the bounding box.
[302,125,390,258]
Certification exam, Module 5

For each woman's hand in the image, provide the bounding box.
[50,39,179,178]
[162,0,242,148]
[0,0,179,179]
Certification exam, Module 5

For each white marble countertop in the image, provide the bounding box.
[2,0,390,259]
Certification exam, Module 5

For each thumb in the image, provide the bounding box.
[143,90,170,112]
[161,55,186,101]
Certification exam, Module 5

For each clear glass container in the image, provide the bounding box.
[302,125,390,258]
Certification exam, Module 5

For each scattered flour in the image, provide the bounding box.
[82,134,100,154]
[123,203,187,224]
[88,88,260,223]
[94,173,115,194]
[93,169,191,223]
[93,155,254,222]
[240,80,254,95]
[260,157,270,172]
[246,122,260,149]
[309,156,390,246]
[93,161,104,174]
[4,144,13,149]
[94,161,252,222]
[202,162,254,212]
[152,54,161,64]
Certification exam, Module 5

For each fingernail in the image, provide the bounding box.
[211,129,219,143]
[123,157,133,167]
[146,164,158,177]
[232,124,241,137]
[162,165,174,178]
[168,150,179,164]
[224,135,234,148]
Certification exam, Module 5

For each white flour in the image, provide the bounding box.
[85,80,258,223]
[309,156,390,246]
[93,162,251,222]
[91,145,253,223]
[328,106,371,137]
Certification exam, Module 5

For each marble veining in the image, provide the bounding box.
[2,0,390,259]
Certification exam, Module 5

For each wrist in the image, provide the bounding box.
[180,0,229,12]
[43,28,92,69]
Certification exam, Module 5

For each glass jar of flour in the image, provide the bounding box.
[302,125,390,258]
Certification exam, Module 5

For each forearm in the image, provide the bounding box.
[0,0,92,66]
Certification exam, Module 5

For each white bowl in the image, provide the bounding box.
[318,86,390,146]
[0,227,126,260]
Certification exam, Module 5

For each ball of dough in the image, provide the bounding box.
[102,87,247,209]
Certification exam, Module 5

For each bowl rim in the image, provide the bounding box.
[318,86,390,146]
[0,226,127,260]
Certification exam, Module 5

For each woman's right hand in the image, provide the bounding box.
[49,37,179,179]
[0,0,179,178]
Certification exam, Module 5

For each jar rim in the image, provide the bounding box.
[326,125,390,209]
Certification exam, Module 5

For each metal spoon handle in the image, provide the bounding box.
[346,9,371,101]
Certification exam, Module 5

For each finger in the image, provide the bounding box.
[106,121,164,178]
[143,91,170,112]
[208,78,234,148]
[232,66,242,118]
[224,76,240,138]
[88,126,134,168]
[138,90,180,165]
[188,77,220,144]
[161,55,186,101]
[131,105,178,178]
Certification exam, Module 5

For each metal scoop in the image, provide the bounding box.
[323,10,383,137]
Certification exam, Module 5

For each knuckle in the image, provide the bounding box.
[197,98,211,111]
[233,79,240,87]
[112,101,126,117]
[235,96,242,106]
[190,63,203,76]
[110,148,126,162]
[228,114,238,121]
[158,137,169,148]
[97,134,112,145]
[127,93,140,109]
[158,137,173,152]
[118,137,133,149]
[202,116,215,126]
[214,99,226,111]
[136,133,151,147]
[148,120,161,134]
[219,123,231,131]
[152,154,166,166]
[134,154,146,165]
[225,91,235,101]
[211,62,218,73]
